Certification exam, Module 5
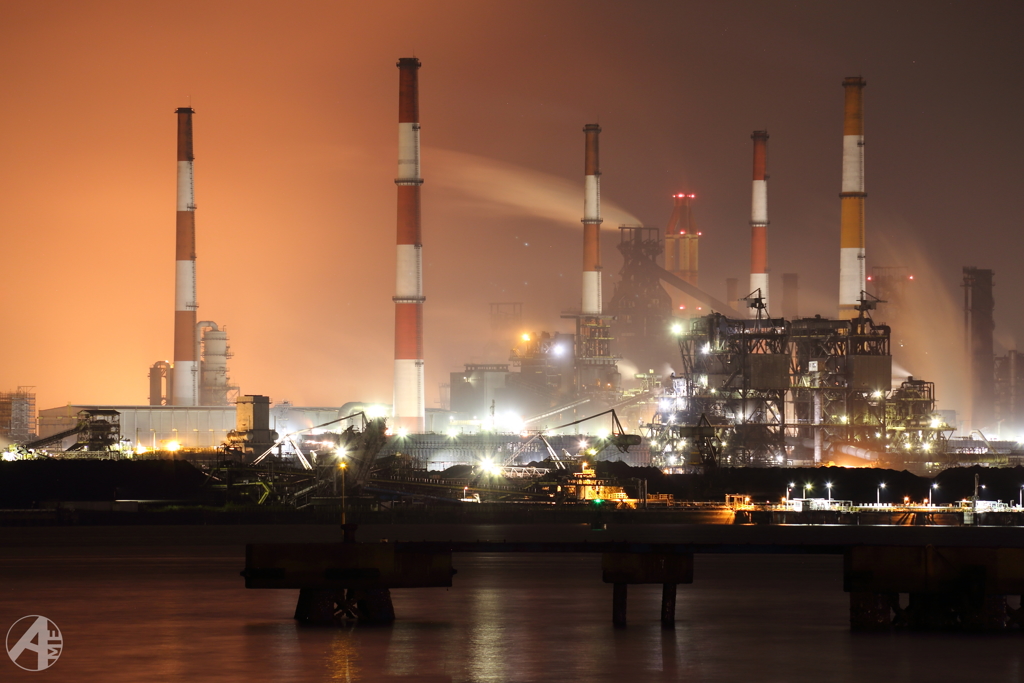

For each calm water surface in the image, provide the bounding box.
[1,525,1019,682]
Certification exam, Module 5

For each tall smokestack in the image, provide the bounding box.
[393,57,425,433]
[750,130,769,316]
[839,77,866,320]
[664,193,700,314]
[173,107,198,406]
[581,124,602,315]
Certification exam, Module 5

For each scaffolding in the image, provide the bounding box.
[0,387,36,443]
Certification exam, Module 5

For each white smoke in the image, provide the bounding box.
[427,147,640,227]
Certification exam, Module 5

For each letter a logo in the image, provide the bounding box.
[6,615,63,671]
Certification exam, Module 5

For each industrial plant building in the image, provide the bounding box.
[8,63,1022,481]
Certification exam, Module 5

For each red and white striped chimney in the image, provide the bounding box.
[173,107,198,406]
[749,130,769,316]
[581,124,602,315]
[393,58,425,433]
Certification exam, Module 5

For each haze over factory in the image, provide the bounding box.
[1,2,1021,478]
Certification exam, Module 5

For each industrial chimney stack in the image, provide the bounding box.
[173,107,198,406]
[749,130,769,316]
[393,57,426,433]
[581,124,603,315]
[839,77,866,320]
[664,193,700,315]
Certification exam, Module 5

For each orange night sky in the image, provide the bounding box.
[1,0,1021,420]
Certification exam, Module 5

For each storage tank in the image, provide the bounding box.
[198,322,234,405]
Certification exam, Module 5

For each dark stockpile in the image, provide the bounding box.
[0,459,208,508]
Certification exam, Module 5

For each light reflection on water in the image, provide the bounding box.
[0,530,1020,682]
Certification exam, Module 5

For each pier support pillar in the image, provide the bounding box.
[1006,599,1023,629]
[661,583,677,629]
[612,583,627,627]
[293,588,396,625]
[347,588,396,624]
[848,592,893,630]
[959,594,1007,631]
[294,588,345,625]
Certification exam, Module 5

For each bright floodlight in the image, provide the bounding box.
[446,428,459,438]
[596,429,610,439]
[670,323,683,335]
[166,441,181,452]
[396,427,409,438]
[552,344,565,356]
[336,445,347,457]
[521,333,531,342]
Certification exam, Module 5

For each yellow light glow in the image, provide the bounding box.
[136,446,148,455]
[521,333,531,342]
[166,441,181,452]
